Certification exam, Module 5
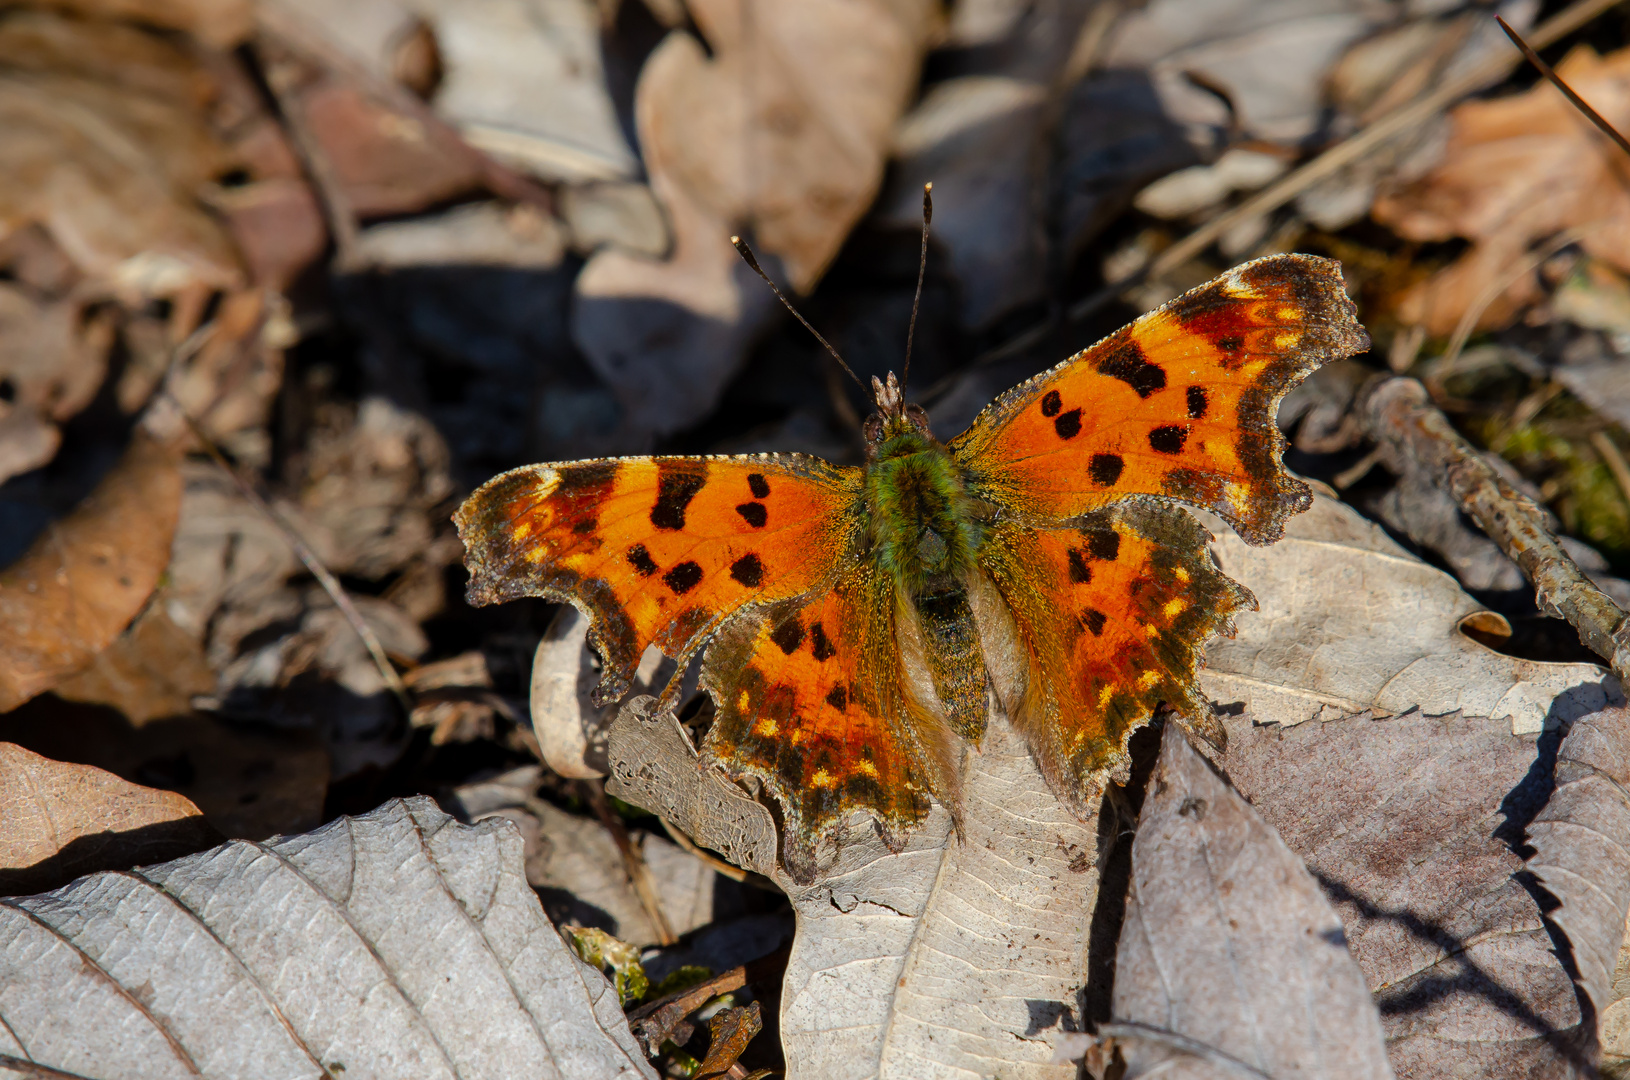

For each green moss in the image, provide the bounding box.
[1494,423,1630,563]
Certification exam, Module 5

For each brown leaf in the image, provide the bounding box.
[1372,44,1630,335]
[1221,710,1589,1077]
[0,435,183,712]
[52,599,217,725]
[1526,708,1630,1066]
[0,741,221,896]
[1110,721,1394,1079]
[0,701,330,841]
[573,0,938,434]
[696,1000,763,1079]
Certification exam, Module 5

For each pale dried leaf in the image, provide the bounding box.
[532,604,673,780]
[1527,708,1630,1065]
[0,435,182,712]
[0,796,656,1079]
[1111,722,1394,1080]
[608,700,1098,1080]
[450,764,731,947]
[573,0,937,434]
[1199,493,1618,734]
[1221,709,1587,1077]
[0,743,219,897]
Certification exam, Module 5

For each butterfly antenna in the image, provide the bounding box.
[901,181,933,393]
[1498,15,1630,160]
[731,235,864,389]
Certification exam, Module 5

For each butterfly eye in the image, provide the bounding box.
[903,403,932,437]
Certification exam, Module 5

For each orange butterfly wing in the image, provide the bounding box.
[455,455,862,703]
[958,253,1366,804]
[949,253,1368,544]
[979,503,1250,810]
[700,559,957,877]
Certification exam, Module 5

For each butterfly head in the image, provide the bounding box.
[864,372,933,461]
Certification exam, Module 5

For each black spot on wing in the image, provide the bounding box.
[1217,335,1243,352]
[1040,389,1062,417]
[770,617,804,655]
[1149,425,1189,454]
[1087,529,1120,562]
[1089,453,1123,486]
[825,685,847,710]
[651,464,707,530]
[1186,386,1208,419]
[1067,548,1091,584]
[571,518,597,535]
[1098,337,1167,398]
[1055,409,1083,440]
[736,502,768,528]
[747,472,771,499]
[810,622,836,661]
[664,561,703,594]
[1083,609,1107,636]
[627,544,658,577]
[730,553,764,587]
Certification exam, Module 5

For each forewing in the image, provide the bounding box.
[701,560,957,877]
[950,254,1368,544]
[455,454,862,704]
[978,501,1251,812]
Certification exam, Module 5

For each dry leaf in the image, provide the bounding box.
[1199,492,1618,733]
[1372,44,1630,335]
[1526,707,1630,1070]
[0,435,182,712]
[26,0,253,49]
[573,0,938,434]
[51,599,216,725]
[1110,722,1395,1080]
[0,702,330,841]
[531,604,673,780]
[1221,709,1587,1077]
[608,699,1099,1080]
[449,764,737,947]
[696,1000,763,1079]
[0,796,657,1079]
[0,742,220,897]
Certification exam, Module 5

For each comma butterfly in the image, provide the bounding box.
[455,248,1368,875]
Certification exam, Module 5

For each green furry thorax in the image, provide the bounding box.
[865,432,985,596]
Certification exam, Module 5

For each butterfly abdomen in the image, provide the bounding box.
[864,432,984,598]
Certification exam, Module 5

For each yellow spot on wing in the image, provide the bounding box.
[1099,685,1114,708]
[1163,597,1188,618]
[1274,331,1301,350]
[1174,567,1191,583]
[511,521,532,540]
[856,759,878,778]
[754,717,778,737]
[1277,306,1301,320]
[737,689,751,713]
[811,768,834,787]
[1138,669,1161,690]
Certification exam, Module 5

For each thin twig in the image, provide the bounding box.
[575,779,678,946]
[1094,1023,1275,1079]
[1364,377,1630,683]
[1499,14,1630,160]
[163,394,415,717]
[627,945,791,1055]
[0,1056,101,1080]
[659,816,750,883]
[1144,0,1627,283]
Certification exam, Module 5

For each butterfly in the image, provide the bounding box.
[455,251,1368,877]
